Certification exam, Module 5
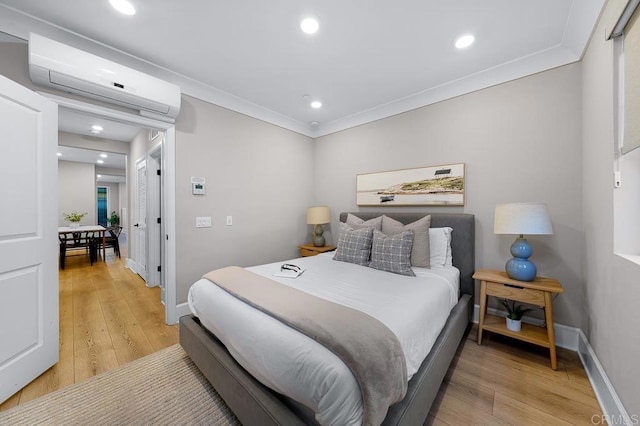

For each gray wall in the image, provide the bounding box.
[174,95,314,302]
[58,160,95,226]
[582,0,640,414]
[314,63,585,328]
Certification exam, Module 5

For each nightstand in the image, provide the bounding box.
[473,268,564,370]
[298,244,336,257]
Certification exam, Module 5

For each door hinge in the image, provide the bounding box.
[157,169,161,176]
[157,217,161,224]
[157,266,161,272]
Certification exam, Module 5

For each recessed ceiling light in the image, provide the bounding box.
[311,100,322,109]
[57,152,62,157]
[100,153,108,158]
[97,174,102,178]
[301,18,319,35]
[91,125,103,131]
[109,0,136,15]
[97,160,104,164]
[455,34,475,49]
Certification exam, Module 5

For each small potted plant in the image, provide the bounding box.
[500,299,534,332]
[107,211,120,227]
[64,211,87,228]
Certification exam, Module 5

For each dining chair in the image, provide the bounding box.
[98,226,122,258]
[58,231,98,269]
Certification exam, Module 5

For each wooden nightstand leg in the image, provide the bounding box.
[544,291,557,370]
[478,280,487,345]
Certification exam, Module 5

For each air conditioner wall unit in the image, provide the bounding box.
[28,33,181,122]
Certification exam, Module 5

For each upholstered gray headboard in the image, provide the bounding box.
[339,212,475,297]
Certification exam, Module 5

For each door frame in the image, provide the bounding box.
[133,157,147,280]
[146,141,162,290]
[42,93,178,324]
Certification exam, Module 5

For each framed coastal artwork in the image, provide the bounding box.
[356,163,465,206]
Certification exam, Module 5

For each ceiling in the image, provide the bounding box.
[0,0,605,136]
[59,108,142,142]
[58,145,126,183]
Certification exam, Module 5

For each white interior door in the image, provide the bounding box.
[135,158,147,280]
[0,75,58,403]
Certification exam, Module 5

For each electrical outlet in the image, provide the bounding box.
[196,216,212,228]
[226,216,233,226]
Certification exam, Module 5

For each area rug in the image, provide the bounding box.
[0,345,241,425]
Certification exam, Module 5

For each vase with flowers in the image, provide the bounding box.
[64,211,87,228]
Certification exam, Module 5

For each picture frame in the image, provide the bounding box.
[356,163,465,206]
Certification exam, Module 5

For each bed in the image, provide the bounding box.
[180,212,475,425]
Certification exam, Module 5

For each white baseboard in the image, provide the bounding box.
[473,304,633,424]
[577,330,635,426]
[125,257,136,271]
[176,302,191,320]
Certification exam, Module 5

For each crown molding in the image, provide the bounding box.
[0,1,605,139]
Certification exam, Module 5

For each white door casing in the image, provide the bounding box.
[0,75,58,403]
[38,93,178,325]
[147,142,162,289]
[135,158,147,280]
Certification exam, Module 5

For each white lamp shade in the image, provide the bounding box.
[494,203,553,235]
[306,206,330,225]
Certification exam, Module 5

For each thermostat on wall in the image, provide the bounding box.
[191,176,206,195]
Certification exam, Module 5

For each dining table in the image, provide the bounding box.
[58,225,107,261]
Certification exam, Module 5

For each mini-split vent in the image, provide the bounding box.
[28,33,181,123]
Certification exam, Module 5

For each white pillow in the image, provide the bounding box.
[429,227,453,268]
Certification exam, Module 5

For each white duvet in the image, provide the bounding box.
[188,253,459,426]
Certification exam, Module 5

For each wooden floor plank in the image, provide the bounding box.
[461,336,597,399]
[430,387,511,426]
[450,352,601,424]
[99,298,155,365]
[493,392,574,426]
[0,393,20,411]
[424,413,452,426]
[441,370,495,415]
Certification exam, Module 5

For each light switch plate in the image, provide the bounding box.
[196,216,212,228]
[226,216,233,226]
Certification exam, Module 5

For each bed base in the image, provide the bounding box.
[180,294,471,425]
[180,212,475,425]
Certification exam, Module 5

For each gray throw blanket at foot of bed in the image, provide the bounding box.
[203,266,407,426]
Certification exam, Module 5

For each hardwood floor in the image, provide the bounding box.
[0,247,179,412]
[1,249,602,424]
[427,325,603,425]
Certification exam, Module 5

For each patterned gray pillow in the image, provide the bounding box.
[369,229,416,276]
[333,222,374,266]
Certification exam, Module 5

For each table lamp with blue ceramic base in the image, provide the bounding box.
[494,203,553,282]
